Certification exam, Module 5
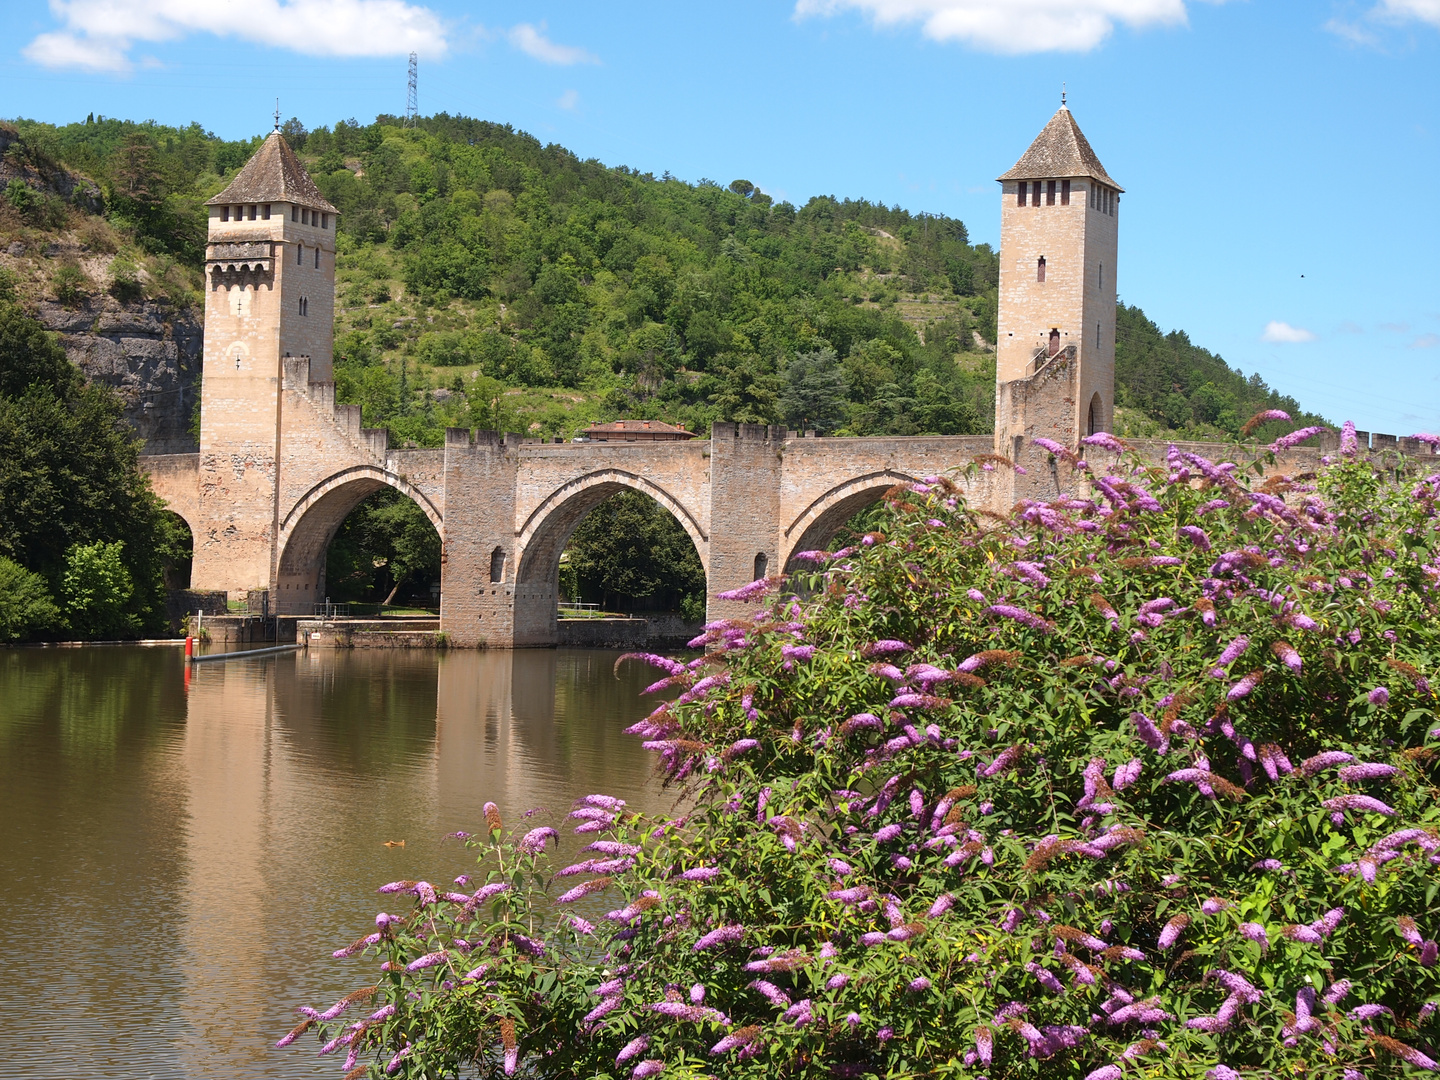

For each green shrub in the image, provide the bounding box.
[51,262,87,305]
[108,256,144,302]
[289,430,1440,1078]
[62,540,138,639]
[0,556,59,641]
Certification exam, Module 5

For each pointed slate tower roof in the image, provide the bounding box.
[997,107,1122,191]
[206,131,337,212]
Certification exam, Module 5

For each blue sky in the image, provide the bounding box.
[4,0,1439,433]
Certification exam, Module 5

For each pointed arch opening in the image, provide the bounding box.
[515,473,709,637]
[276,468,443,615]
[1087,392,1104,437]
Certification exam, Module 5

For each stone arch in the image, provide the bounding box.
[514,470,707,586]
[781,470,914,570]
[160,509,194,590]
[510,471,708,643]
[1087,391,1104,436]
[275,465,444,614]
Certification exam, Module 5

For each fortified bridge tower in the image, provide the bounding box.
[141,114,1177,646]
[994,103,1122,502]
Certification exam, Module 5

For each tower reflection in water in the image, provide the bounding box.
[0,647,663,1079]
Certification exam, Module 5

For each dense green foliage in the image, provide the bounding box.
[292,432,1440,1079]
[0,302,179,638]
[0,556,59,642]
[1115,305,1327,440]
[325,488,442,607]
[561,491,706,617]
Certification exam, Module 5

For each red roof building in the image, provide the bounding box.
[577,420,697,443]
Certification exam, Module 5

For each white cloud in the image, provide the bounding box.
[25,0,448,73]
[1376,0,1440,27]
[1325,0,1440,45]
[1411,333,1440,349]
[793,0,1188,53]
[23,30,131,72]
[508,23,597,65]
[1261,320,1318,344]
[1336,320,1365,334]
[557,89,580,110]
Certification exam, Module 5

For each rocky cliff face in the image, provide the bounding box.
[35,298,202,454]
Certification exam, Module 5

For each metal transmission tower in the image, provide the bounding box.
[405,53,418,127]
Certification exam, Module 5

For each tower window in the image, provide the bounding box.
[1099,263,1104,289]
[1017,182,1027,206]
[490,547,506,583]
[301,208,309,225]
[1037,256,1046,283]
[754,552,768,580]
[296,244,303,265]
[1048,328,1060,357]
[321,213,329,229]
[262,204,271,220]
[1032,184,1043,207]
[247,204,256,220]
[291,206,298,222]
[1096,322,1101,347]
[314,247,320,269]
[220,206,229,221]
[299,297,308,316]
[1061,179,1070,205]
[1046,180,1056,206]
[1090,185,1096,209]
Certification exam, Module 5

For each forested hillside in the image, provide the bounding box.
[2,111,1321,448]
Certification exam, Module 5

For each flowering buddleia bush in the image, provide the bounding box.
[289,431,1440,1080]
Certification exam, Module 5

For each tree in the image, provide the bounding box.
[62,540,137,639]
[779,347,848,434]
[0,303,170,637]
[0,557,59,642]
[563,491,705,613]
[324,488,441,606]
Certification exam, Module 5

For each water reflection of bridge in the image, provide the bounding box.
[171,649,663,1072]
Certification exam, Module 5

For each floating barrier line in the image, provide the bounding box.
[190,644,304,664]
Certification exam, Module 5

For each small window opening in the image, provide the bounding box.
[490,547,506,583]
[299,297,308,316]
[1036,256,1046,283]
[296,243,303,265]
[1048,328,1060,357]
[291,206,298,222]
[1088,393,1101,436]
[1090,185,1096,209]
[321,213,329,229]
[1046,180,1056,206]
[1096,322,1101,347]
[1017,182,1027,206]
[1032,183,1043,207]
[754,552,768,580]
[247,204,256,220]
[1061,179,1070,205]
[262,204,271,220]
[1099,263,1104,289]
[314,247,320,269]
[220,206,229,221]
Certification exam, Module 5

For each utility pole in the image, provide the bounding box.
[406,53,418,128]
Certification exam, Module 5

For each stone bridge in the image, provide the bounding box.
[142,356,998,646]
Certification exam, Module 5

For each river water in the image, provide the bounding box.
[0,646,670,1078]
